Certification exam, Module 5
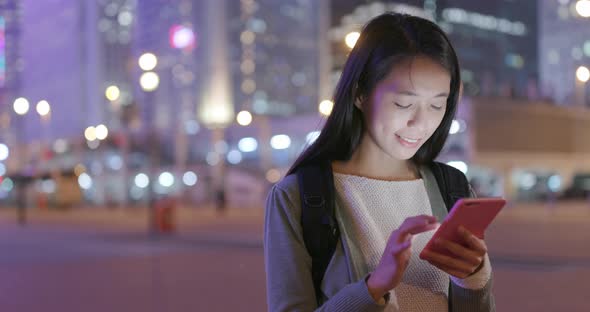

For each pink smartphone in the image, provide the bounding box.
[419,197,506,260]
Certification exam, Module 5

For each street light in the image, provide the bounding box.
[576,0,590,17]
[137,52,163,234]
[13,97,30,115]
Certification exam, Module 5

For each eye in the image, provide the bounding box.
[394,102,411,109]
[431,105,444,110]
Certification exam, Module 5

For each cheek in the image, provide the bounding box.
[426,112,446,136]
[367,104,401,131]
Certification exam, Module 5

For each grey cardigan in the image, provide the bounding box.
[264,165,495,311]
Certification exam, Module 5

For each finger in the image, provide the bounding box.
[428,260,471,278]
[397,215,439,237]
[435,239,482,266]
[421,250,474,275]
[458,226,488,254]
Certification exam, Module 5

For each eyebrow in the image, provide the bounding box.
[395,91,449,98]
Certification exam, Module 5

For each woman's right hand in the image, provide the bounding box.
[366,215,440,301]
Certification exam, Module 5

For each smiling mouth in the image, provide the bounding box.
[396,134,422,143]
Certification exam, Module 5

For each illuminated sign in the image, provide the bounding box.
[441,8,527,36]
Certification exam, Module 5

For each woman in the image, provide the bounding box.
[264,12,494,311]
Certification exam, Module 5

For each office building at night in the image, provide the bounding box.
[538,0,590,107]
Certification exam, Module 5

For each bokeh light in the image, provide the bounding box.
[138,52,158,71]
[95,124,109,140]
[36,100,51,116]
[236,110,253,126]
[270,134,291,150]
[135,173,150,188]
[158,172,174,187]
[105,85,121,101]
[345,31,360,49]
[140,72,160,91]
[0,143,9,161]
[450,120,461,134]
[575,0,590,17]
[85,126,97,141]
[182,171,198,186]
[13,97,30,115]
[238,137,258,153]
[78,173,93,190]
[318,100,334,116]
[576,66,590,83]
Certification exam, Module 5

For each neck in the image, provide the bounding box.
[332,136,420,181]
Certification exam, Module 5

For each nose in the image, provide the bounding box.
[406,106,427,131]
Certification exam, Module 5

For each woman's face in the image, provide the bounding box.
[357,55,451,161]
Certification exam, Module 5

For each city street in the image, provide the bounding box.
[1,201,589,311]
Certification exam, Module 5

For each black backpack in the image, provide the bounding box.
[296,161,471,307]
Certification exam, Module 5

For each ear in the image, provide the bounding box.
[354,96,365,111]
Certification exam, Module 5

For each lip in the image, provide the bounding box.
[396,134,422,148]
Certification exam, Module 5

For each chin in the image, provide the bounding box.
[387,148,417,161]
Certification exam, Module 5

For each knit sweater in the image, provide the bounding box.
[333,173,492,311]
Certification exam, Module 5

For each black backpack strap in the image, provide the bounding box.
[429,161,472,312]
[430,161,472,212]
[297,162,340,306]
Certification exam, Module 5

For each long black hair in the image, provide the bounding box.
[288,12,461,175]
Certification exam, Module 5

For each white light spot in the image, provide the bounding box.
[449,120,461,134]
[519,172,537,190]
[0,144,9,161]
[78,173,93,190]
[182,171,198,186]
[238,137,258,153]
[548,175,562,192]
[158,172,174,187]
[270,134,291,150]
[135,173,150,188]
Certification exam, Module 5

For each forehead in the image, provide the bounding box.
[380,56,451,96]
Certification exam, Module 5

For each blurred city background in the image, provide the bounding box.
[0,0,589,311]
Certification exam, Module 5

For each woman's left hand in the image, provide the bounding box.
[421,226,487,279]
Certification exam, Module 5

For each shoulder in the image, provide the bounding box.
[273,173,300,197]
[264,173,307,245]
[429,161,476,197]
[429,161,469,181]
[265,173,302,222]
